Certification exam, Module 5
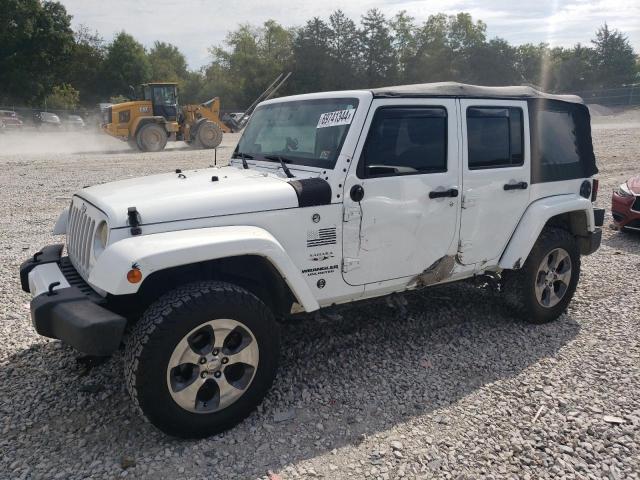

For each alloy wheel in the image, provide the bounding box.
[166,319,259,413]
[534,247,572,308]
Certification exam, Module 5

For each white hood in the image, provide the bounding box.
[77,166,302,228]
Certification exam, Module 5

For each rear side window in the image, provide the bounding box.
[530,100,598,183]
[359,107,447,178]
[467,107,523,169]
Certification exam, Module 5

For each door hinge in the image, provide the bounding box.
[343,205,361,222]
[342,257,360,273]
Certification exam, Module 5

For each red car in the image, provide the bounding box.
[612,175,640,232]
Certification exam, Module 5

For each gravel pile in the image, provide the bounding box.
[1,119,639,479]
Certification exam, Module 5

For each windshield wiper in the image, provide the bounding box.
[232,151,253,169]
[264,155,295,178]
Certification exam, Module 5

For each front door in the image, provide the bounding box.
[151,85,178,121]
[342,98,460,286]
[458,99,531,265]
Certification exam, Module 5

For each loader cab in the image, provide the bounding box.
[142,83,178,121]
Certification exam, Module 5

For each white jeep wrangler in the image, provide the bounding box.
[20,82,604,438]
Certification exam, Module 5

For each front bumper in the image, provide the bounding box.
[20,245,126,356]
[611,191,640,229]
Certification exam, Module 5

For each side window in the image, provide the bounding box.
[537,109,580,165]
[530,100,598,183]
[359,107,447,178]
[467,107,523,170]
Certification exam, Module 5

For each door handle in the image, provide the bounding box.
[429,188,459,199]
[503,181,528,191]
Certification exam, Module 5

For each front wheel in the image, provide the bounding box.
[136,123,167,152]
[193,121,223,149]
[503,227,581,324]
[124,281,280,438]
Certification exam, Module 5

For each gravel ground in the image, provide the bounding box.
[1,115,639,480]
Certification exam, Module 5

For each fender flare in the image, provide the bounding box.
[89,226,320,312]
[499,194,595,270]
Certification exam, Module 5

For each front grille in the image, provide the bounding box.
[67,203,95,278]
[59,257,103,303]
[632,196,640,212]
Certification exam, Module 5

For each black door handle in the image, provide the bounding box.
[504,181,528,191]
[429,188,459,199]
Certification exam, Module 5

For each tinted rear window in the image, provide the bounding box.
[530,99,597,183]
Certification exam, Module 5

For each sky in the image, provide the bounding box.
[59,0,640,69]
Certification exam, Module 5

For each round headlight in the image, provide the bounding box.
[93,221,109,257]
[617,183,633,198]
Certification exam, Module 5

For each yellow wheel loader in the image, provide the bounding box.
[102,73,290,152]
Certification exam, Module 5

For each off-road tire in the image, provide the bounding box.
[137,123,167,152]
[194,121,223,149]
[502,227,581,324]
[124,281,280,438]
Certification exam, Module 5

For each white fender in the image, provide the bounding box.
[89,225,320,312]
[499,194,595,270]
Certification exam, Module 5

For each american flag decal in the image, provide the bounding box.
[307,227,337,248]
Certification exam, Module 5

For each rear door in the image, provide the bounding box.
[342,98,460,285]
[458,99,530,265]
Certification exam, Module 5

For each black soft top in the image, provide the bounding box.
[371,82,584,104]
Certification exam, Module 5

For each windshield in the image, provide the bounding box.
[153,86,177,106]
[235,98,359,168]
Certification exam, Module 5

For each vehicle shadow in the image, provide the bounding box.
[1,281,580,478]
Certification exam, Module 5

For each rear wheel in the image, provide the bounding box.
[503,227,580,324]
[137,123,167,152]
[193,121,223,149]
[124,281,280,438]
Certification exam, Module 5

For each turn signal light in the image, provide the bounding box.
[127,268,142,284]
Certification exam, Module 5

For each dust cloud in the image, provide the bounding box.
[0,129,131,156]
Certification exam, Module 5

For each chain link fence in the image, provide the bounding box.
[571,85,640,107]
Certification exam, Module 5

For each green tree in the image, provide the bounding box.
[466,38,519,85]
[292,18,334,92]
[591,23,636,87]
[447,13,487,81]
[359,9,396,87]
[0,0,74,105]
[550,44,594,92]
[390,11,417,83]
[103,31,151,98]
[327,10,361,89]
[46,83,80,109]
[408,14,453,83]
[66,25,106,105]
[148,41,189,83]
[514,43,549,86]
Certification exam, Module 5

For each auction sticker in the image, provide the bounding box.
[317,109,355,129]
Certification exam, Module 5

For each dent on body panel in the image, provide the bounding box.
[409,255,456,288]
[358,194,424,256]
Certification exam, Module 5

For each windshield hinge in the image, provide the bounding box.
[342,257,360,273]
